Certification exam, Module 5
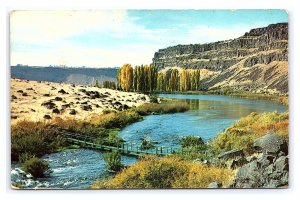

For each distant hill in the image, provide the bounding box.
[11,66,118,85]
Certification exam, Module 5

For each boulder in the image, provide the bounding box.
[61,104,71,109]
[54,97,63,101]
[208,182,222,188]
[218,149,244,160]
[69,109,76,115]
[52,108,60,114]
[81,105,92,111]
[41,101,56,109]
[228,157,248,169]
[253,134,288,155]
[274,156,289,172]
[58,89,67,94]
[43,115,52,119]
[11,95,17,100]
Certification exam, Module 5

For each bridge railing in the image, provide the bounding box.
[61,130,206,157]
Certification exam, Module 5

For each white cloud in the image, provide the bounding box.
[10,11,253,67]
[11,46,154,67]
[185,26,249,44]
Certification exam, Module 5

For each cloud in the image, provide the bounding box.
[184,26,249,44]
[10,10,256,67]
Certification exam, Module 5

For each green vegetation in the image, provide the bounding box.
[206,87,289,106]
[210,111,289,153]
[134,101,189,116]
[21,156,52,178]
[140,137,155,150]
[92,156,234,189]
[103,151,124,172]
[11,99,189,163]
[180,135,205,148]
[11,121,66,161]
[102,80,117,89]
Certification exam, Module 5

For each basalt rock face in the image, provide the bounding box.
[152,23,288,70]
[152,23,288,94]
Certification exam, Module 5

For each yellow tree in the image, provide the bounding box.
[120,64,133,92]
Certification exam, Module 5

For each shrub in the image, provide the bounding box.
[92,156,234,189]
[21,157,52,178]
[103,151,124,172]
[180,135,205,148]
[149,95,159,103]
[11,121,66,161]
[140,137,155,150]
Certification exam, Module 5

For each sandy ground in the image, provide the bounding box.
[10,79,150,124]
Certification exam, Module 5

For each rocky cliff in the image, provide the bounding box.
[152,23,288,94]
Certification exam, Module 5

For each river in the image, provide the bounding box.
[11,94,287,189]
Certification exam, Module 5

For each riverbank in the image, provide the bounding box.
[154,89,289,106]
[92,110,289,189]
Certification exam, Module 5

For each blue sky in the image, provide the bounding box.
[11,10,288,67]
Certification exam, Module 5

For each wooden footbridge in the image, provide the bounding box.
[62,131,179,157]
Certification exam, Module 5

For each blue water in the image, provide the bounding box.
[11,149,137,189]
[119,94,287,148]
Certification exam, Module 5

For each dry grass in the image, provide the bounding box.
[210,111,289,153]
[91,156,234,189]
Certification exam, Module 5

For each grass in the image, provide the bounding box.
[210,111,289,153]
[11,121,66,161]
[91,156,234,189]
[134,101,189,116]
[205,87,289,106]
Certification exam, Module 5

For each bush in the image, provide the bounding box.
[92,156,234,189]
[21,157,52,178]
[140,137,155,150]
[180,135,205,148]
[11,121,66,161]
[149,95,159,103]
[103,151,124,172]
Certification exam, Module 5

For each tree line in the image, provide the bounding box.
[117,64,202,93]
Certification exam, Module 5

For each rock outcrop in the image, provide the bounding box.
[152,23,288,94]
[152,23,287,70]
[227,134,289,188]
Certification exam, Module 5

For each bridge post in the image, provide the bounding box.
[155,147,158,154]
[160,147,163,154]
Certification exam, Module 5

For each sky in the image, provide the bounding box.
[10,10,288,68]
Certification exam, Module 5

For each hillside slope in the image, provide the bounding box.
[11,66,118,85]
[152,23,288,94]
